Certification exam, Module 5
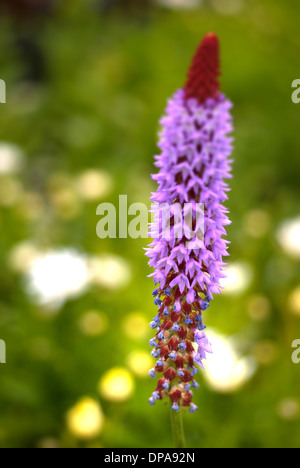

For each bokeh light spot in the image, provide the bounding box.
[76,170,113,201]
[26,249,89,308]
[221,262,253,295]
[277,399,300,421]
[277,217,300,258]
[247,295,272,321]
[98,367,135,402]
[0,177,23,207]
[204,330,257,393]
[88,255,131,290]
[288,287,300,316]
[210,0,243,15]
[66,397,104,440]
[78,310,109,336]
[122,312,149,340]
[154,0,202,9]
[127,350,155,377]
[9,242,40,273]
[0,143,24,175]
[252,340,278,366]
[244,209,271,238]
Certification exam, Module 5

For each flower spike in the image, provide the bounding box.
[146,33,234,413]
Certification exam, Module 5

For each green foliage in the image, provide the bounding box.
[0,0,300,448]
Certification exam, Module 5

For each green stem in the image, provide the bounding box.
[171,408,186,448]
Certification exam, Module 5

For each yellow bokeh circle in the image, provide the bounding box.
[66,397,104,439]
[98,367,134,402]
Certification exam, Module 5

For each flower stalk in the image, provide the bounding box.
[170,406,186,448]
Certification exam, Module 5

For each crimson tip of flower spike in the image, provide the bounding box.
[184,32,221,104]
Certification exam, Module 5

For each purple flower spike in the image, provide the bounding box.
[146,33,234,412]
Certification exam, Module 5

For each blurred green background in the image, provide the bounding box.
[0,0,300,448]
